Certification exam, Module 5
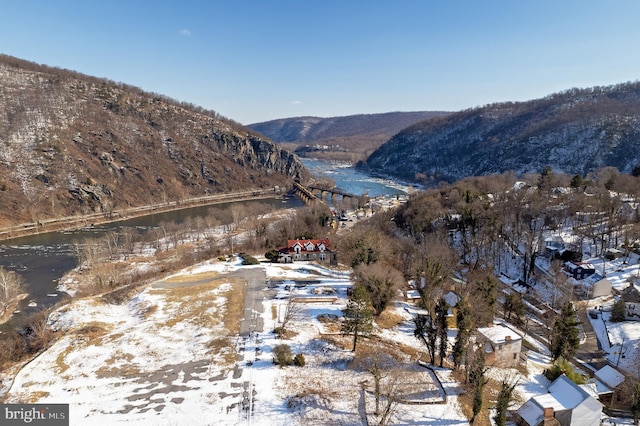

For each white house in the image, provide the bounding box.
[620,283,640,321]
[573,274,611,299]
[515,375,602,426]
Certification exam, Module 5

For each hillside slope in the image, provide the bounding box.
[363,82,640,183]
[0,55,304,227]
[248,111,447,162]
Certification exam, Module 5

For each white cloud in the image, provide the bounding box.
[179,29,191,36]
[291,100,302,105]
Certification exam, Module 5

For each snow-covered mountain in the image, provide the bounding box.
[363,82,640,183]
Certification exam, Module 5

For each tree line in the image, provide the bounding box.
[332,165,640,423]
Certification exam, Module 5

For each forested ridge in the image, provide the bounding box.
[364,81,640,184]
[249,111,447,163]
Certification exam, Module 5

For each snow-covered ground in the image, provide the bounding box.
[497,230,640,377]
[4,259,469,425]
[4,242,639,425]
[566,252,640,375]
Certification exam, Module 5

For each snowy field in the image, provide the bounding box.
[4,259,469,425]
[4,247,638,425]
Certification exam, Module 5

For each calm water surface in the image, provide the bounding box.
[0,197,300,331]
[1,160,406,331]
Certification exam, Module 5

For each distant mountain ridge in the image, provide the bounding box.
[248,111,447,162]
[249,112,445,143]
[363,82,640,183]
[0,55,304,227]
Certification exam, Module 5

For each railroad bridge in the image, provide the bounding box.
[292,181,319,204]
[307,184,356,201]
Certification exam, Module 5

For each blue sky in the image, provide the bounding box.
[2,1,639,124]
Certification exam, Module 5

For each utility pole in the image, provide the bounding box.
[616,337,626,367]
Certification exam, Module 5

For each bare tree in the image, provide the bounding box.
[364,365,423,426]
[275,294,303,338]
[76,237,105,266]
[230,204,247,231]
[120,227,137,257]
[0,266,24,314]
[352,351,398,417]
[104,231,120,259]
[547,261,574,308]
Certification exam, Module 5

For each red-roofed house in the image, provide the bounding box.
[278,239,336,264]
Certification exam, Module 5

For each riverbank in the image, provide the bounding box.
[0,187,287,242]
[0,294,28,326]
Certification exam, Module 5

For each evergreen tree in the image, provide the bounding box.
[551,302,581,360]
[435,297,449,367]
[631,379,640,426]
[538,165,555,191]
[570,173,585,188]
[474,274,497,326]
[503,291,524,322]
[472,381,483,424]
[468,347,487,424]
[611,298,626,322]
[494,378,518,426]
[452,297,473,369]
[544,357,586,384]
[414,313,438,365]
[341,284,374,352]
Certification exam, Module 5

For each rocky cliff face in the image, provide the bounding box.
[0,55,305,226]
[364,83,640,183]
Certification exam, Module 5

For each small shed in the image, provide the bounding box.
[592,365,625,404]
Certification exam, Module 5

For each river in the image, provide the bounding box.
[0,198,301,331]
[300,158,409,198]
[0,159,407,331]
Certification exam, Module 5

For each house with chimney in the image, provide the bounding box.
[515,375,602,426]
[277,239,336,265]
[475,323,523,368]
